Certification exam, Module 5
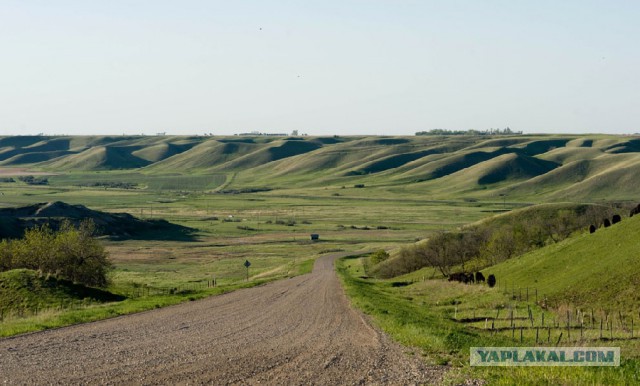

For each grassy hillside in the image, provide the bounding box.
[2,134,640,200]
[485,213,640,312]
[0,269,124,315]
[44,146,152,170]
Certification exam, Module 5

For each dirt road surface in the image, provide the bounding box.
[0,252,445,385]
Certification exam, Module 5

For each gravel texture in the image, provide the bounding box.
[0,252,445,385]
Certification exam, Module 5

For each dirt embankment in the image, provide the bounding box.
[0,252,445,385]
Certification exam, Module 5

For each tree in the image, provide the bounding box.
[480,227,516,264]
[0,240,13,271]
[0,220,111,287]
[53,220,111,287]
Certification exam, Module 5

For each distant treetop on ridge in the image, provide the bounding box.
[415,128,523,136]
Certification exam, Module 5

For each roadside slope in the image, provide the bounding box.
[484,214,640,311]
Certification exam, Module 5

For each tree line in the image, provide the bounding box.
[0,219,111,287]
[372,205,616,278]
[415,128,523,136]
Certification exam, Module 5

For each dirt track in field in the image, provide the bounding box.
[0,252,445,385]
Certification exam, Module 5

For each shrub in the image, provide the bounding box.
[17,175,48,185]
[369,249,390,265]
[0,219,111,287]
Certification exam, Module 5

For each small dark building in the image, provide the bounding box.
[310,233,319,241]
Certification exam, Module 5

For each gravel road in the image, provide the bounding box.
[0,252,445,385]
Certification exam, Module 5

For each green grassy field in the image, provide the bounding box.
[0,168,501,339]
[47,172,227,191]
[337,255,640,385]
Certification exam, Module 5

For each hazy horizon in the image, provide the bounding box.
[1,1,638,137]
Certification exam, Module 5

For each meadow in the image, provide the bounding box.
[0,168,502,337]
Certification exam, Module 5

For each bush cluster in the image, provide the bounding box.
[373,205,616,278]
[18,175,48,185]
[0,219,111,287]
[76,181,137,189]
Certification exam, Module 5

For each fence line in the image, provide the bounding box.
[451,285,638,345]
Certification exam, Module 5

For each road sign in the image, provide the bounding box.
[244,260,251,268]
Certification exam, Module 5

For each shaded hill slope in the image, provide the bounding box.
[43,146,152,170]
[0,201,195,241]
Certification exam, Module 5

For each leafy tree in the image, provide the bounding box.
[0,220,111,287]
[53,220,111,287]
[13,224,56,271]
[0,239,13,271]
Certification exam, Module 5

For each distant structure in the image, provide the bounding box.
[156,132,166,136]
[310,233,319,241]
[237,131,287,136]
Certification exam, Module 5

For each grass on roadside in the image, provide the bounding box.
[336,255,640,385]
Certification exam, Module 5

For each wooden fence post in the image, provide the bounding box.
[600,319,603,340]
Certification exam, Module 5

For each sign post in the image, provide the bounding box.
[244,260,251,281]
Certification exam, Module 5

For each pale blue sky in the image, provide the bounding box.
[1,1,638,136]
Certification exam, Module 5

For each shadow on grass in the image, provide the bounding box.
[111,219,199,242]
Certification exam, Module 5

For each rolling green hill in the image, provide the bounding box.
[484,214,640,311]
[2,134,640,200]
[44,146,152,170]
